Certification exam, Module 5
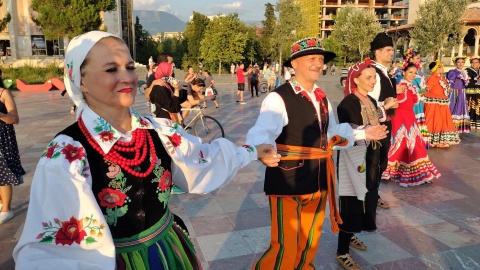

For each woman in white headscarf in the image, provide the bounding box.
[13,31,279,270]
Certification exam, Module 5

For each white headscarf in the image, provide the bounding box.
[64,31,116,119]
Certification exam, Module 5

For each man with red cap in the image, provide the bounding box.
[247,37,389,270]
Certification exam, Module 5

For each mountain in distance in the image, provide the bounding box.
[134,10,186,35]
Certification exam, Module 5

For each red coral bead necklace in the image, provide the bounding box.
[78,117,157,178]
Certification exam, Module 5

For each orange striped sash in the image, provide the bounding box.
[276,135,349,234]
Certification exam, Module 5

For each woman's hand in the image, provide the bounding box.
[384,97,398,109]
[396,84,406,94]
[255,144,281,167]
[364,124,389,141]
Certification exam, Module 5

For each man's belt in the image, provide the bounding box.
[276,135,349,234]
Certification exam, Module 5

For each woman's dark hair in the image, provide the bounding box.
[203,70,211,76]
[191,78,205,87]
[402,62,417,72]
[187,65,193,70]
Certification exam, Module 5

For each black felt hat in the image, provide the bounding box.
[370,32,393,52]
[283,37,336,68]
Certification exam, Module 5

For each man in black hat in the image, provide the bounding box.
[246,37,388,270]
[369,32,401,210]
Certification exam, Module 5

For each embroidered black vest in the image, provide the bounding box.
[264,83,329,195]
[375,66,397,117]
[58,123,172,239]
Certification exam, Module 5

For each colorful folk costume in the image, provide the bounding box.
[14,31,260,270]
[446,56,471,133]
[382,79,440,186]
[424,61,460,147]
[247,37,364,270]
[395,49,430,148]
[465,59,480,130]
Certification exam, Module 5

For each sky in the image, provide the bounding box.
[133,0,272,22]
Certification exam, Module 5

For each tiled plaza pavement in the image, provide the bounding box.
[1,72,480,270]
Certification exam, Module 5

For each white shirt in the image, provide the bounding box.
[14,106,258,269]
[246,81,366,148]
[370,62,390,106]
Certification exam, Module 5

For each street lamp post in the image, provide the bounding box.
[394,20,399,60]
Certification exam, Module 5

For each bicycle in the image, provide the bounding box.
[181,106,224,143]
[259,81,268,93]
[137,80,147,94]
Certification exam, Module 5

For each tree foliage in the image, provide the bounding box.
[157,34,188,69]
[30,0,116,39]
[273,0,304,72]
[200,14,248,75]
[259,3,276,61]
[0,0,11,32]
[410,0,467,60]
[134,17,158,65]
[330,4,382,61]
[184,12,210,61]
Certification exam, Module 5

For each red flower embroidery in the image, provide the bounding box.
[292,43,301,53]
[98,131,114,142]
[106,164,121,179]
[45,143,58,158]
[54,216,87,246]
[98,188,127,208]
[294,86,301,92]
[139,119,150,127]
[307,39,317,47]
[167,133,182,147]
[365,57,371,66]
[61,144,85,163]
[314,88,326,99]
[158,170,172,192]
[199,150,204,159]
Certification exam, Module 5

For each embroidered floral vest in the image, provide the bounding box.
[59,123,173,239]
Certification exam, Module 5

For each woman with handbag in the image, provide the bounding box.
[336,58,398,269]
[202,70,219,109]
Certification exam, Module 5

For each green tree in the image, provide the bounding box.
[244,26,261,65]
[0,0,11,32]
[30,0,116,40]
[272,0,304,74]
[322,36,345,65]
[259,3,276,61]
[200,14,248,75]
[330,4,382,61]
[134,17,158,65]
[184,12,210,61]
[410,0,467,60]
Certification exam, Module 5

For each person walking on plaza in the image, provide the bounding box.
[0,78,26,224]
[236,63,247,104]
[247,37,388,270]
[425,60,460,147]
[13,31,278,270]
[331,63,337,75]
[446,56,471,133]
[231,62,235,77]
[337,58,398,270]
[250,67,260,98]
[382,63,440,186]
[465,57,480,129]
[394,48,430,149]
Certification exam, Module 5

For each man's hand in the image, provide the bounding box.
[255,144,281,167]
[384,97,398,109]
[364,124,389,141]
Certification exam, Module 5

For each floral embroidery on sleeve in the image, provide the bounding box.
[198,150,208,163]
[164,121,183,154]
[42,141,85,164]
[242,145,255,153]
[37,215,105,246]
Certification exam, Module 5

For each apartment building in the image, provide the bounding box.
[0,0,134,61]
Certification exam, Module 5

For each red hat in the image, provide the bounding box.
[344,57,373,97]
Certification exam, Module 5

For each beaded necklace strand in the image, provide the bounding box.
[78,117,157,178]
